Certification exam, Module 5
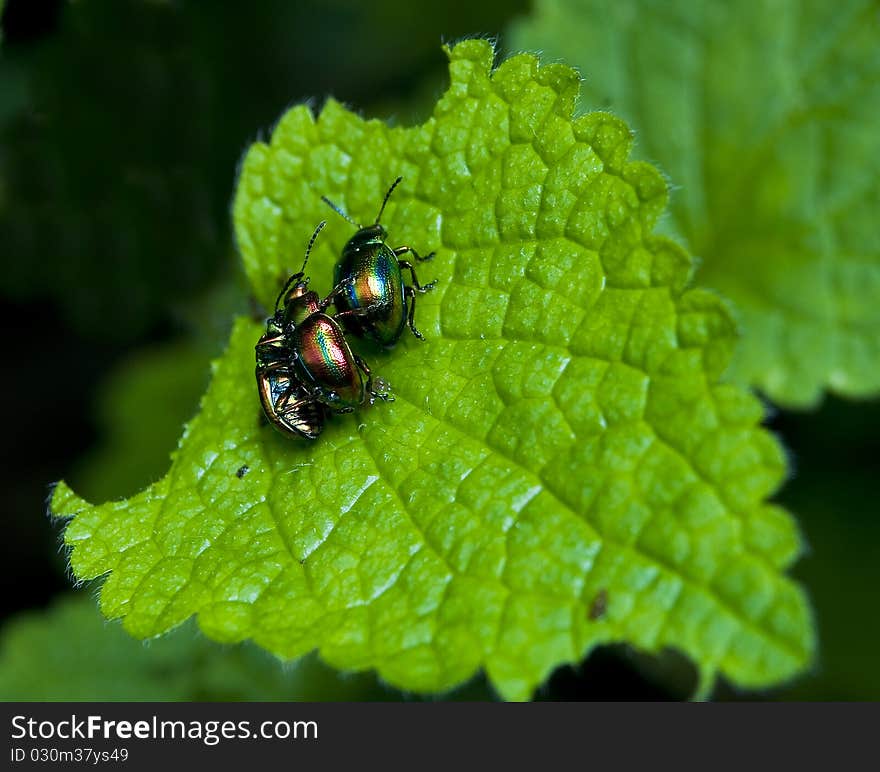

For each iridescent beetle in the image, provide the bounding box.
[255,341,326,439]
[322,177,437,346]
[255,222,391,439]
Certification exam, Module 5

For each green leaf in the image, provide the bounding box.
[0,595,385,701]
[70,341,211,503]
[53,39,814,700]
[511,0,880,407]
[68,278,249,502]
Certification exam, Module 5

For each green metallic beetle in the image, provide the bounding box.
[322,177,437,346]
[255,311,326,439]
[256,362,326,439]
[255,221,391,439]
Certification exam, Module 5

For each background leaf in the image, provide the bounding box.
[511,0,880,407]
[69,341,211,503]
[0,594,387,701]
[53,40,813,700]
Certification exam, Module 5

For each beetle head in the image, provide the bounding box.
[281,280,321,327]
[344,222,388,253]
[273,220,326,324]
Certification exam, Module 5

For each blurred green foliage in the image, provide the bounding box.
[68,275,251,503]
[1,0,227,338]
[0,0,527,341]
[0,594,390,701]
[512,0,880,408]
[69,340,211,503]
[509,0,880,701]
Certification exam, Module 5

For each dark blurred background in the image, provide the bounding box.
[1,0,877,701]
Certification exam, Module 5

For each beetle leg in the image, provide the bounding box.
[259,359,291,374]
[397,259,438,295]
[394,245,435,263]
[394,257,436,339]
[334,302,389,321]
[353,354,375,394]
[275,395,325,440]
[261,361,320,413]
[402,285,428,340]
[258,360,296,399]
[277,396,315,414]
[274,380,298,410]
[318,274,358,311]
[268,368,307,411]
[354,355,394,403]
[255,334,286,356]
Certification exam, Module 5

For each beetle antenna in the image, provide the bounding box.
[375,176,403,224]
[299,219,327,275]
[274,221,326,312]
[321,195,361,228]
[274,274,298,314]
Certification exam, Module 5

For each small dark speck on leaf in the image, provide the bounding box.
[589,588,608,621]
[236,465,250,479]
